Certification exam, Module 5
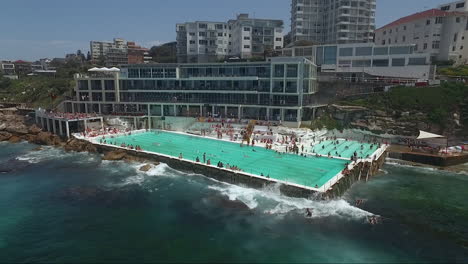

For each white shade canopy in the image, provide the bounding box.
[417,130,445,140]
[88,67,100,72]
[109,67,120,72]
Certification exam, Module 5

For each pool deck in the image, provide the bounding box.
[76,129,388,195]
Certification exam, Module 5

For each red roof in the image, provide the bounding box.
[14,60,30,64]
[376,9,465,31]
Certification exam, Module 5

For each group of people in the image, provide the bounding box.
[42,110,97,120]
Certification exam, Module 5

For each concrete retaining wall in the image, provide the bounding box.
[95,144,387,199]
[325,152,387,198]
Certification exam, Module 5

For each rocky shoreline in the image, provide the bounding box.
[0,112,158,169]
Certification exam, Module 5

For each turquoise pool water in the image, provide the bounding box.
[108,131,349,188]
[312,140,378,159]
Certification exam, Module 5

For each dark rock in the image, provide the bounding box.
[102,150,127,161]
[8,135,21,143]
[139,164,153,172]
[0,131,12,141]
[64,138,97,153]
[28,124,42,135]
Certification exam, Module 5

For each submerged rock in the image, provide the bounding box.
[58,186,149,207]
[139,164,153,172]
[0,158,32,174]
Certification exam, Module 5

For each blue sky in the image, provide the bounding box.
[0,0,447,61]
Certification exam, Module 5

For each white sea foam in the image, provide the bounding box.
[119,163,173,186]
[16,146,97,164]
[111,159,373,220]
[208,181,372,220]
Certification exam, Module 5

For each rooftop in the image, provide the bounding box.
[376,8,466,31]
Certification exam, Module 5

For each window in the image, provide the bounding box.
[339,47,353,56]
[323,46,338,64]
[189,40,195,44]
[243,27,250,31]
[276,37,282,41]
[456,17,461,23]
[352,60,371,67]
[402,36,406,42]
[383,30,387,35]
[461,46,464,50]
[286,64,298,78]
[456,2,465,8]
[392,58,406,66]
[426,19,431,25]
[243,45,250,49]
[199,32,206,37]
[218,33,223,37]
[454,33,458,42]
[372,59,389,67]
[453,46,456,51]
[408,58,426,65]
[432,41,440,49]
[198,23,207,29]
[423,43,428,50]
[435,17,443,24]
[243,36,250,40]
[390,46,411,54]
[374,47,389,55]
[355,47,373,56]
[189,32,195,36]
[274,64,284,77]
[199,40,207,45]
[403,25,407,30]
[441,5,450,11]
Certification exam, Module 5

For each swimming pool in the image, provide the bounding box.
[312,140,378,159]
[108,131,351,189]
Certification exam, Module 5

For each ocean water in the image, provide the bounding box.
[0,142,467,263]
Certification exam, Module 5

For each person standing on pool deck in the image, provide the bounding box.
[203,152,206,163]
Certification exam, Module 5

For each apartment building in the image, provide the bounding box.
[439,0,468,11]
[176,14,284,63]
[290,0,376,44]
[281,43,432,80]
[65,57,318,127]
[90,38,151,66]
[374,9,468,64]
[127,42,152,65]
[0,61,17,79]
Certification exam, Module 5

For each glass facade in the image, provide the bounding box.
[72,58,319,122]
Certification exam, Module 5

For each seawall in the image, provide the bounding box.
[94,142,387,200]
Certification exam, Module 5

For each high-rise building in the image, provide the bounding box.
[290,0,376,44]
[176,14,284,63]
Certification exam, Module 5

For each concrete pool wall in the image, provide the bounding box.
[80,130,388,199]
